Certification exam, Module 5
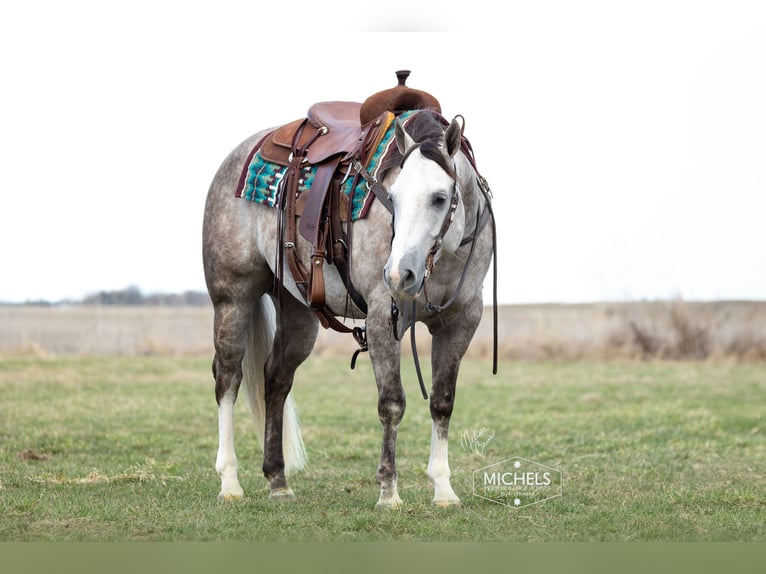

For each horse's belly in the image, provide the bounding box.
[321,267,368,321]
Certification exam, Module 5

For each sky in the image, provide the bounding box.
[1,1,764,304]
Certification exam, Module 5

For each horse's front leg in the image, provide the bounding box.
[367,303,405,509]
[427,297,483,507]
[426,360,461,507]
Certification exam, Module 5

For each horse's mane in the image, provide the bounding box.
[378,110,456,182]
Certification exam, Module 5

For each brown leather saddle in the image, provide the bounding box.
[254,71,441,332]
[259,101,392,245]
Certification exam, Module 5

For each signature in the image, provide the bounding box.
[459,427,495,456]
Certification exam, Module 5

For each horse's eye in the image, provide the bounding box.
[432,193,448,207]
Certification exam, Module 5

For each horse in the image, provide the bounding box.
[202,104,495,508]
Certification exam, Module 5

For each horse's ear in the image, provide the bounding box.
[444,118,462,158]
[395,119,416,155]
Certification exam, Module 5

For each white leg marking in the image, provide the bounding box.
[427,423,461,507]
[216,391,244,499]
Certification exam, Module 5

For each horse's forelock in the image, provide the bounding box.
[380,110,455,181]
[418,141,457,180]
[406,109,447,142]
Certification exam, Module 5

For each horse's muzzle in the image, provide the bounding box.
[383,252,425,301]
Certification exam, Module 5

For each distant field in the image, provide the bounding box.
[0,356,763,541]
[2,300,766,360]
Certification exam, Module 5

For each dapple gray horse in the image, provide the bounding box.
[202,109,494,508]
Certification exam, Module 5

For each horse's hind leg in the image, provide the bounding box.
[212,298,254,499]
[262,292,318,499]
[427,296,483,507]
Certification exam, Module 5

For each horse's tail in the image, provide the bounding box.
[241,294,307,473]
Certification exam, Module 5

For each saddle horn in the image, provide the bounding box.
[360,70,441,125]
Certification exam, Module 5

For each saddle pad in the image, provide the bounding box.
[237,111,416,220]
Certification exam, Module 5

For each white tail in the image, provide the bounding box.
[241,295,307,473]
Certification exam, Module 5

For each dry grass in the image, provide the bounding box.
[29,459,184,486]
[491,300,766,361]
[0,306,213,357]
[2,300,765,361]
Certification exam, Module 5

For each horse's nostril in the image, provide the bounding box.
[384,255,422,297]
[402,268,417,288]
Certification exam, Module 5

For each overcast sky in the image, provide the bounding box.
[1,1,764,304]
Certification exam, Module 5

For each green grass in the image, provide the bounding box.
[0,356,764,541]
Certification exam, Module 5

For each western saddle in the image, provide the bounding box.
[250,71,442,333]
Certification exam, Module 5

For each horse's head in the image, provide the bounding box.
[383,112,466,301]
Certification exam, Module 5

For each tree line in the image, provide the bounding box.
[81,286,210,306]
[2,286,211,306]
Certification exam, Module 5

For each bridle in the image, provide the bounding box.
[423,177,461,288]
[353,130,498,399]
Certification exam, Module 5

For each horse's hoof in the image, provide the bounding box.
[218,492,244,501]
[433,498,462,508]
[218,484,244,500]
[375,497,404,510]
[269,487,296,501]
[217,476,244,500]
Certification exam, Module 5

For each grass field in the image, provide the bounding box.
[1,355,763,541]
